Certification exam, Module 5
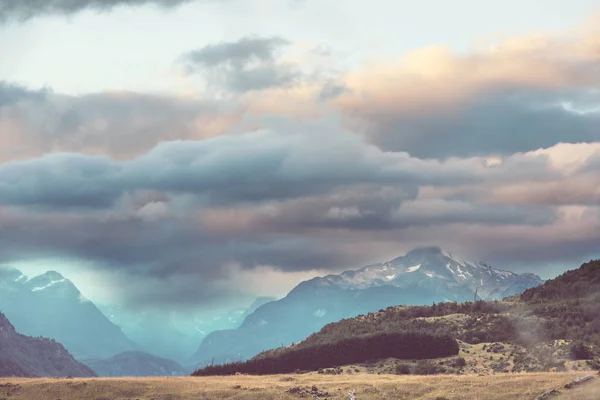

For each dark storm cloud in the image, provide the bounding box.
[0,129,490,209]
[0,0,196,21]
[0,122,556,209]
[1,123,565,213]
[180,36,299,93]
[0,154,120,209]
[347,89,600,158]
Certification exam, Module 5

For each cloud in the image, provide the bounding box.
[202,187,556,235]
[0,86,242,162]
[319,81,351,101]
[182,36,289,68]
[0,202,363,307]
[180,36,299,93]
[0,120,581,307]
[0,0,196,21]
[0,127,481,209]
[0,82,48,106]
[342,89,600,158]
[334,16,600,157]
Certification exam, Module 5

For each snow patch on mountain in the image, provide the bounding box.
[406,264,421,272]
[31,278,66,292]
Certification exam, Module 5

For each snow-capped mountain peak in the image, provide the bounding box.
[313,247,543,300]
[25,271,74,293]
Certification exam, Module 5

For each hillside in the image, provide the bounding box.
[519,260,600,302]
[0,312,96,378]
[83,351,188,377]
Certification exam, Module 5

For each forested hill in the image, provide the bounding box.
[519,260,600,302]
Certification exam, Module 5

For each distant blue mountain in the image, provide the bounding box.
[0,267,137,360]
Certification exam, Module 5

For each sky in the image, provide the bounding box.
[1,0,599,311]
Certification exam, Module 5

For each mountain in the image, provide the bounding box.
[194,259,600,376]
[83,351,188,377]
[289,259,600,353]
[315,247,543,300]
[190,247,542,366]
[99,296,277,363]
[0,267,137,360]
[0,312,96,377]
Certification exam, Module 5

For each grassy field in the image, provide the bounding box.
[0,372,597,400]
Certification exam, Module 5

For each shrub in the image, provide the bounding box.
[570,343,595,360]
[395,364,411,375]
[413,361,441,375]
[586,359,600,370]
[453,357,466,367]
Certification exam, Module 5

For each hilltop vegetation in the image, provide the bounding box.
[520,260,600,302]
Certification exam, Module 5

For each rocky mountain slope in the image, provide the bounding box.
[0,312,96,377]
[0,267,136,360]
[190,247,542,367]
[83,351,188,377]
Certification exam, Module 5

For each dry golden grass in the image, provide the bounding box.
[0,372,597,400]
